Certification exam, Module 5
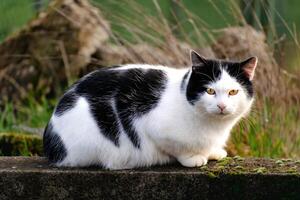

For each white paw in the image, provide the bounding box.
[177,155,208,167]
[208,149,227,160]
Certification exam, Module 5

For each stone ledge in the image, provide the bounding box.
[0,157,300,199]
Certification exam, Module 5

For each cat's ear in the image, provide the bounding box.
[190,50,207,68]
[241,56,258,80]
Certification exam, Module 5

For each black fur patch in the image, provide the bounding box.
[43,123,67,163]
[89,101,120,146]
[186,60,222,104]
[186,59,254,104]
[116,69,167,147]
[75,69,121,146]
[55,91,78,116]
[225,62,254,97]
[75,68,167,148]
[181,71,189,91]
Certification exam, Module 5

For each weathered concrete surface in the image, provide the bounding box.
[0,157,300,200]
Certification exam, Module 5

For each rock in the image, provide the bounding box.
[0,157,299,199]
[0,0,110,104]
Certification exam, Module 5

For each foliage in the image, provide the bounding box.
[0,0,36,41]
[231,104,300,158]
[0,96,54,133]
[0,132,43,156]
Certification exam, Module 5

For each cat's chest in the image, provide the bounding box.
[180,121,230,146]
[151,125,229,157]
[143,113,230,147]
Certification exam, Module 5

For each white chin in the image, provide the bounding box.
[213,112,231,117]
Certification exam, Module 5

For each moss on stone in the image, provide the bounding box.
[216,157,233,166]
[0,133,42,156]
[233,155,245,161]
[253,167,267,174]
[1,157,300,199]
[196,156,300,176]
[234,166,245,171]
[207,171,218,178]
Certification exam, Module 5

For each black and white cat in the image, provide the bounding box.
[43,50,257,169]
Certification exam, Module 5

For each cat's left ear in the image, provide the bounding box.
[241,56,258,80]
[190,50,207,68]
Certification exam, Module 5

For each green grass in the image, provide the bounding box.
[231,103,300,158]
[2,0,236,43]
[0,96,55,134]
[0,132,42,156]
[0,0,37,41]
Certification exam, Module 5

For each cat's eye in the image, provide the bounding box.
[206,88,215,95]
[229,89,239,96]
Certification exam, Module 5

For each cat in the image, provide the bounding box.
[43,50,257,170]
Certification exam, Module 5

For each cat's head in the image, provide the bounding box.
[186,50,257,119]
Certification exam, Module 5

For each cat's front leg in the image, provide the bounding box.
[177,154,208,167]
[208,148,227,161]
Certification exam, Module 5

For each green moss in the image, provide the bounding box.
[207,171,218,178]
[286,166,298,174]
[282,159,293,162]
[200,165,208,170]
[234,166,245,171]
[275,160,284,164]
[216,165,225,171]
[0,132,43,156]
[252,167,267,174]
[233,156,245,162]
[217,157,232,166]
[275,160,285,166]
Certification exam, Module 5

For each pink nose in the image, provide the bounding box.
[217,104,226,111]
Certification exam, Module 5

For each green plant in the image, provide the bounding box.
[0,95,55,134]
[231,104,300,158]
[0,132,43,156]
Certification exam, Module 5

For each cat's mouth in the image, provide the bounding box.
[207,111,231,118]
[217,111,231,117]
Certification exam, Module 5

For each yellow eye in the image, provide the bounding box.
[229,89,239,96]
[206,88,215,95]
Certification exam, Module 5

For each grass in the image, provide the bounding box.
[0,96,55,134]
[0,0,49,41]
[231,104,300,158]
[0,0,36,41]
[0,0,299,158]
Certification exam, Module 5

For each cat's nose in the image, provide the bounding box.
[217,103,226,111]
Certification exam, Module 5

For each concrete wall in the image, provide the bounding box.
[0,157,299,199]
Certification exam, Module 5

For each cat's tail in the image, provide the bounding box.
[43,121,67,164]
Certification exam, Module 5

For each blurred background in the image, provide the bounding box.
[0,0,299,158]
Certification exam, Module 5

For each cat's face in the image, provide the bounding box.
[186,50,257,119]
[197,69,253,118]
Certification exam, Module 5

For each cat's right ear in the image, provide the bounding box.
[190,50,207,70]
[240,56,258,81]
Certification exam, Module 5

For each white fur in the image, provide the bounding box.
[50,64,253,169]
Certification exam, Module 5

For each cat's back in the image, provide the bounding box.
[74,64,170,98]
[53,64,185,121]
[43,64,184,167]
[65,64,186,100]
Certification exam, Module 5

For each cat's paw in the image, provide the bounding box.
[208,149,227,160]
[177,155,208,167]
